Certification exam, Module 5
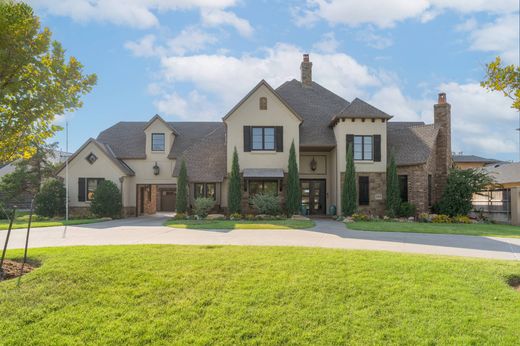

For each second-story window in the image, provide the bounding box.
[252,127,275,151]
[259,97,267,110]
[353,135,373,161]
[152,133,165,151]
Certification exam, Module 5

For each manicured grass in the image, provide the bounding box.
[348,221,520,238]
[165,219,315,229]
[0,218,108,230]
[1,245,519,345]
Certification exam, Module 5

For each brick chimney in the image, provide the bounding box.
[434,92,452,201]
[300,54,312,87]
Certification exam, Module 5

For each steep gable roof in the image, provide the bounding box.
[387,122,439,166]
[222,79,302,122]
[143,114,179,135]
[329,98,393,127]
[56,138,135,176]
[276,79,349,147]
[453,155,498,163]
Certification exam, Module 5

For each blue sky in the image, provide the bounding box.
[29,0,519,161]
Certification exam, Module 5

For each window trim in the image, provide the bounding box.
[248,179,279,196]
[151,133,166,152]
[251,126,276,151]
[86,178,104,201]
[353,135,373,161]
[193,183,217,201]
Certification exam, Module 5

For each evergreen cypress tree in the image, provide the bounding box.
[228,147,242,214]
[386,152,401,217]
[286,140,301,217]
[342,143,357,216]
[176,160,188,213]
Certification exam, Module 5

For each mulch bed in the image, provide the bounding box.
[507,276,520,292]
[0,260,35,281]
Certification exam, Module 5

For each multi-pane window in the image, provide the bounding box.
[249,180,278,196]
[252,127,275,151]
[194,183,216,200]
[358,176,369,205]
[398,175,408,202]
[151,133,165,151]
[87,178,104,201]
[353,135,373,161]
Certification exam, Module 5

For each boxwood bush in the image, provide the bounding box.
[90,180,122,218]
[193,197,215,218]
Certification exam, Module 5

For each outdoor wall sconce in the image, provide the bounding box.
[153,162,160,175]
[310,157,317,171]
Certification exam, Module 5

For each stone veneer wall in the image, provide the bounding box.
[340,172,386,216]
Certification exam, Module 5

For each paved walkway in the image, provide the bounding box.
[2,216,520,261]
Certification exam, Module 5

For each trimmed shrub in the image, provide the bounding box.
[418,212,431,223]
[244,214,255,221]
[286,140,300,217]
[90,180,122,218]
[193,197,215,218]
[174,212,187,220]
[35,179,65,218]
[399,202,416,218]
[432,214,451,223]
[452,215,471,224]
[176,160,188,213]
[229,212,242,220]
[341,143,357,216]
[250,193,281,215]
[228,147,242,214]
[352,213,369,221]
[386,152,401,217]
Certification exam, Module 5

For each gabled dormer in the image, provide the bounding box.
[143,114,178,158]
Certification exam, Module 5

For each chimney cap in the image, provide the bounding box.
[303,53,309,62]
[438,92,447,104]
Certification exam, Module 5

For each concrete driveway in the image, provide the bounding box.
[2,216,520,261]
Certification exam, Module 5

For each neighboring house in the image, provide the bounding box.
[471,162,520,224]
[57,54,452,217]
[453,154,499,169]
[0,150,71,179]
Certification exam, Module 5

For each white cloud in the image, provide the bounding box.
[357,31,393,49]
[313,32,340,53]
[467,14,520,64]
[200,8,253,37]
[125,35,163,57]
[294,0,518,28]
[28,0,245,29]
[154,90,216,120]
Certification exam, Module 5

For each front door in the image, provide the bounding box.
[160,189,176,211]
[301,180,326,215]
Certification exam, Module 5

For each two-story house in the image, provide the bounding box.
[58,54,452,217]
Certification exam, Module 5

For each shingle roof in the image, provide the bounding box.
[387,123,439,166]
[332,98,393,124]
[171,124,227,182]
[482,162,520,184]
[453,155,498,163]
[276,79,349,147]
[243,168,284,178]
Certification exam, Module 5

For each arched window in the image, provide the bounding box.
[259,97,267,110]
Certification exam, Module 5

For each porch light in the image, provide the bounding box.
[310,157,317,171]
[153,162,160,175]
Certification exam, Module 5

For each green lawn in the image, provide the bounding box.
[347,221,520,238]
[165,219,315,229]
[1,245,519,345]
[0,218,108,230]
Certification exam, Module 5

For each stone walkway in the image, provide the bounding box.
[2,216,520,261]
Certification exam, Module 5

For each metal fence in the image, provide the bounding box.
[472,189,511,223]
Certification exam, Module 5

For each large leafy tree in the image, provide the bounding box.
[439,168,493,217]
[386,152,400,217]
[285,140,300,217]
[0,1,97,162]
[341,143,357,216]
[228,147,242,214]
[481,56,520,111]
[0,142,60,203]
[176,160,189,213]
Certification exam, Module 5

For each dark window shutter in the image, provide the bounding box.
[359,176,369,205]
[78,178,86,202]
[373,135,381,162]
[275,126,283,152]
[243,126,251,152]
[346,134,354,153]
